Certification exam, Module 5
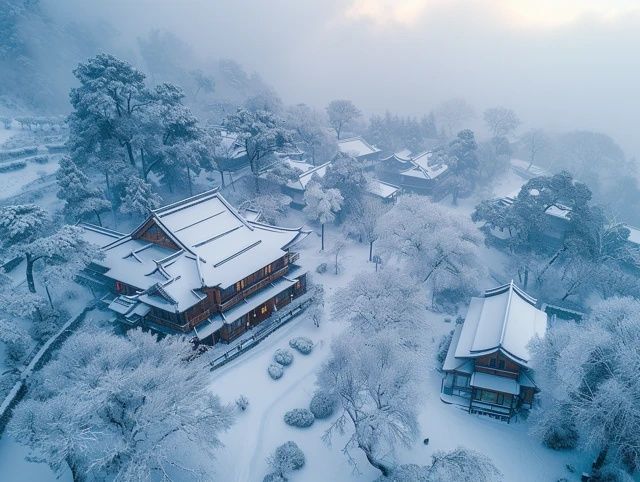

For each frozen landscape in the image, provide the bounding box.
[1,1,640,482]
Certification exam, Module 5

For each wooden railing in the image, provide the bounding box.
[288,251,300,264]
[210,295,313,371]
[219,265,290,311]
[475,365,519,379]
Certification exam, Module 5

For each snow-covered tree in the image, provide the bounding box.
[223,108,293,191]
[483,107,520,138]
[531,297,640,475]
[434,98,474,138]
[376,447,502,482]
[68,54,149,169]
[318,333,420,476]
[303,181,343,251]
[0,206,102,293]
[332,270,423,336]
[10,328,234,481]
[322,152,368,221]
[286,103,336,164]
[240,193,291,224]
[119,176,162,217]
[349,196,389,261]
[440,129,479,204]
[326,99,361,139]
[377,195,485,307]
[56,157,110,225]
[0,318,31,362]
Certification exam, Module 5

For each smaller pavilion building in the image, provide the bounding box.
[442,282,547,421]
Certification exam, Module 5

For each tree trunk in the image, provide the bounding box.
[45,284,54,309]
[523,267,529,289]
[369,240,373,262]
[593,445,609,472]
[186,165,193,196]
[321,224,325,251]
[219,169,226,188]
[362,448,392,476]
[26,253,37,293]
[125,141,136,168]
[94,210,103,227]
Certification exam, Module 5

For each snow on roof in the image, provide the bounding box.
[218,131,247,159]
[442,324,473,373]
[337,136,380,158]
[410,151,449,179]
[470,372,520,395]
[455,282,547,366]
[366,179,400,199]
[395,148,412,160]
[286,161,331,191]
[85,189,309,313]
[510,158,550,178]
[78,223,126,248]
[625,224,640,245]
[545,204,572,220]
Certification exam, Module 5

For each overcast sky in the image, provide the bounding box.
[50,0,640,157]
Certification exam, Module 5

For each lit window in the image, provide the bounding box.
[261,306,268,315]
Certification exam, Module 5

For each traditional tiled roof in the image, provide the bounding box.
[337,136,380,158]
[81,189,309,313]
[453,282,547,366]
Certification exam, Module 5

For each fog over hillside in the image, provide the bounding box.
[13,0,635,159]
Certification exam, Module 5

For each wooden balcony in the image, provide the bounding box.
[475,365,519,379]
[288,251,300,264]
[219,265,290,311]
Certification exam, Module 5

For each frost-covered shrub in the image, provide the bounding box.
[283,408,314,428]
[262,473,286,482]
[0,160,27,172]
[236,395,249,411]
[437,330,454,365]
[274,348,293,366]
[535,407,579,450]
[309,391,336,419]
[268,364,284,380]
[288,337,313,354]
[32,155,49,164]
[267,441,305,478]
[315,263,327,274]
[0,319,31,362]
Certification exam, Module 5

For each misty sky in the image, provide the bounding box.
[50,0,640,157]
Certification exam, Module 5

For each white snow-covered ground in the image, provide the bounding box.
[0,168,592,482]
[208,226,591,482]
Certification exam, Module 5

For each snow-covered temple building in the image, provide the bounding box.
[283,158,399,207]
[337,136,381,162]
[442,282,547,421]
[80,189,309,345]
[377,150,448,194]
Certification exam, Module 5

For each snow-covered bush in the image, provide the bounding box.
[274,348,293,366]
[32,155,49,164]
[236,395,249,412]
[289,337,313,355]
[316,263,327,274]
[0,160,27,172]
[262,473,286,482]
[534,406,578,450]
[267,441,305,478]
[0,319,31,362]
[437,330,454,365]
[268,364,284,380]
[309,391,336,419]
[283,409,314,428]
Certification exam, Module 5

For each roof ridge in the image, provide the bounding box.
[153,188,220,217]
[498,281,516,348]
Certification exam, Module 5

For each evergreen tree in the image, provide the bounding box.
[56,157,110,226]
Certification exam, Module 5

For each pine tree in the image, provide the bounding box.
[56,157,110,225]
